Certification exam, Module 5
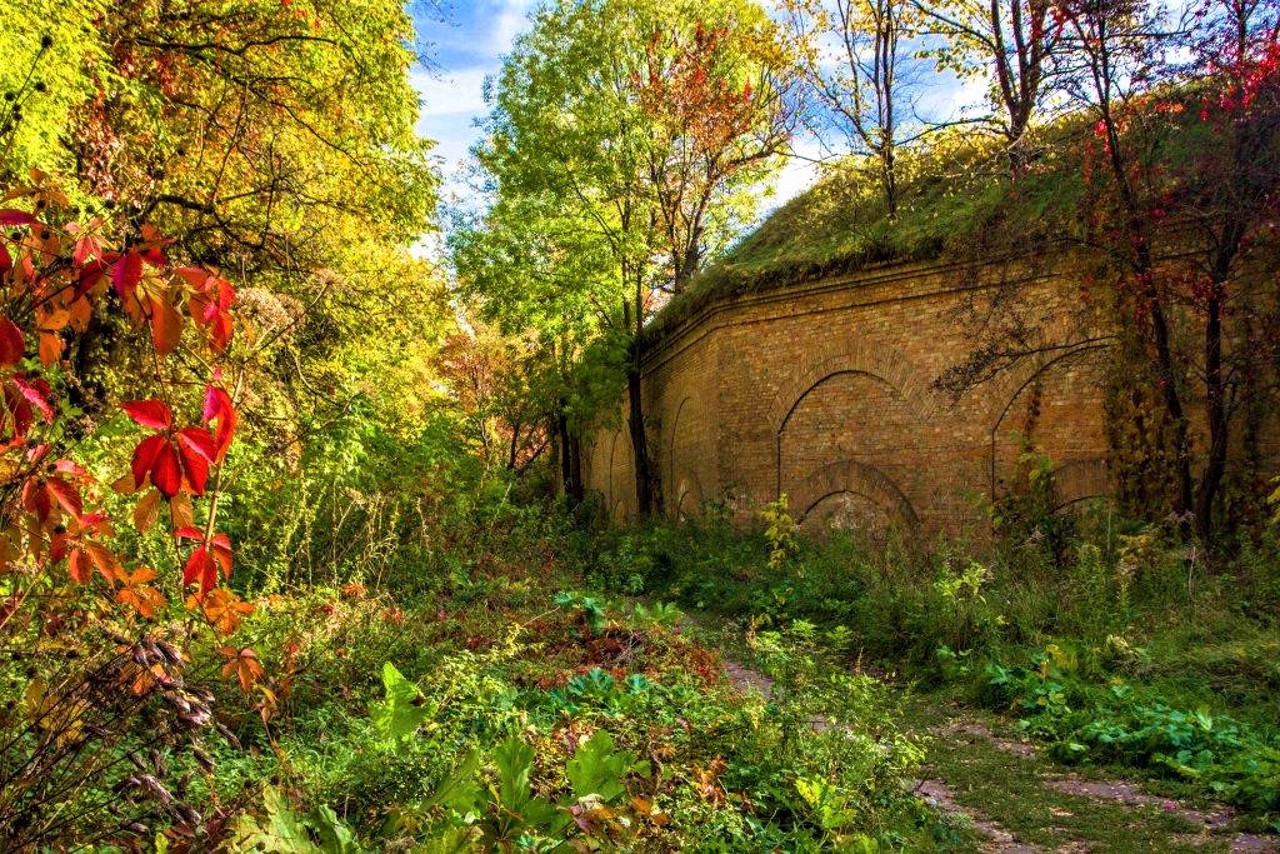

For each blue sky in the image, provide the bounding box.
[409,2,981,214]
[407,0,832,209]
[411,1,537,206]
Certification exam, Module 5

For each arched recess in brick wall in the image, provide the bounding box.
[667,396,706,518]
[983,342,1113,506]
[674,472,704,518]
[1050,458,1113,509]
[762,348,936,527]
[791,460,922,534]
[773,353,924,533]
[606,430,625,515]
[766,348,943,437]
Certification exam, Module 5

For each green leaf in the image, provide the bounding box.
[565,731,636,803]
[231,786,323,853]
[494,736,536,809]
[409,827,483,854]
[311,803,364,854]
[370,662,432,744]
[428,751,485,815]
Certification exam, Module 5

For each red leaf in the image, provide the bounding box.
[123,399,173,430]
[212,535,233,579]
[177,426,216,463]
[183,545,218,593]
[151,442,182,498]
[75,258,108,297]
[53,458,89,477]
[203,386,237,462]
[0,243,11,275]
[112,251,143,300]
[174,267,209,289]
[180,444,209,495]
[131,434,166,490]
[69,548,92,584]
[173,526,205,541]
[140,246,168,268]
[12,375,53,423]
[45,478,83,520]
[4,386,33,441]
[210,314,233,352]
[0,210,35,226]
[0,317,24,366]
[22,479,51,523]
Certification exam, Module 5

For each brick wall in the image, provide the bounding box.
[581,252,1267,534]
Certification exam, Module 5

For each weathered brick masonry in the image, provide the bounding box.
[581,254,1267,535]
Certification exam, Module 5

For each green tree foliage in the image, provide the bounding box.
[455,0,794,514]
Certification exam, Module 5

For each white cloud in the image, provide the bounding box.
[768,139,826,208]
[489,0,536,54]
[411,67,491,120]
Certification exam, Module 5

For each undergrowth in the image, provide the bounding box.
[204,504,955,851]
[582,503,1280,828]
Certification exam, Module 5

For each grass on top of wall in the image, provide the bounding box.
[647,88,1229,339]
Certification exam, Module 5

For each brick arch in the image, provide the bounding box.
[791,460,921,534]
[673,471,704,518]
[667,395,693,500]
[667,395,709,518]
[606,430,626,513]
[611,498,628,520]
[983,341,1112,502]
[1050,457,1113,510]
[766,345,943,435]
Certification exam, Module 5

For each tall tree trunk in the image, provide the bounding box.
[557,410,572,495]
[882,146,898,219]
[623,293,653,518]
[626,357,653,517]
[1195,217,1246,541]
[1101,107,1194,523]
[1196,290,1227,541]
[568,430,584,504]
[555,406,584,505]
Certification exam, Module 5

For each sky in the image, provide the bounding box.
[411,1,537,208]
[409,0,834,212]
[409,2,981,219]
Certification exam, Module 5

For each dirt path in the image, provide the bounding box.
[715,646,1277,853]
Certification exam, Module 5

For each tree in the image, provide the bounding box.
[1165,0,1280,537]
[781,0,927,217]
[635,15,799,292]
[2,0,442,451]
[1054,0,1268,539]
[916,0,1061,174]
[459,0,792,516]
[435,326,553,475]
[0,173,251,848]
[942,0,1280,541]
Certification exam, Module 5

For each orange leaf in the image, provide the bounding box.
[115,567,166,618]
[68,548,91,584]
[195,588,254,635]
[37,332,63,366]
[111,473,138,495]
[148,294,183,355]
[220,646,265,694]
[84,542,120,583]
[68,297,92,333]
[169,491,195,529]
[132,488,162,532]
